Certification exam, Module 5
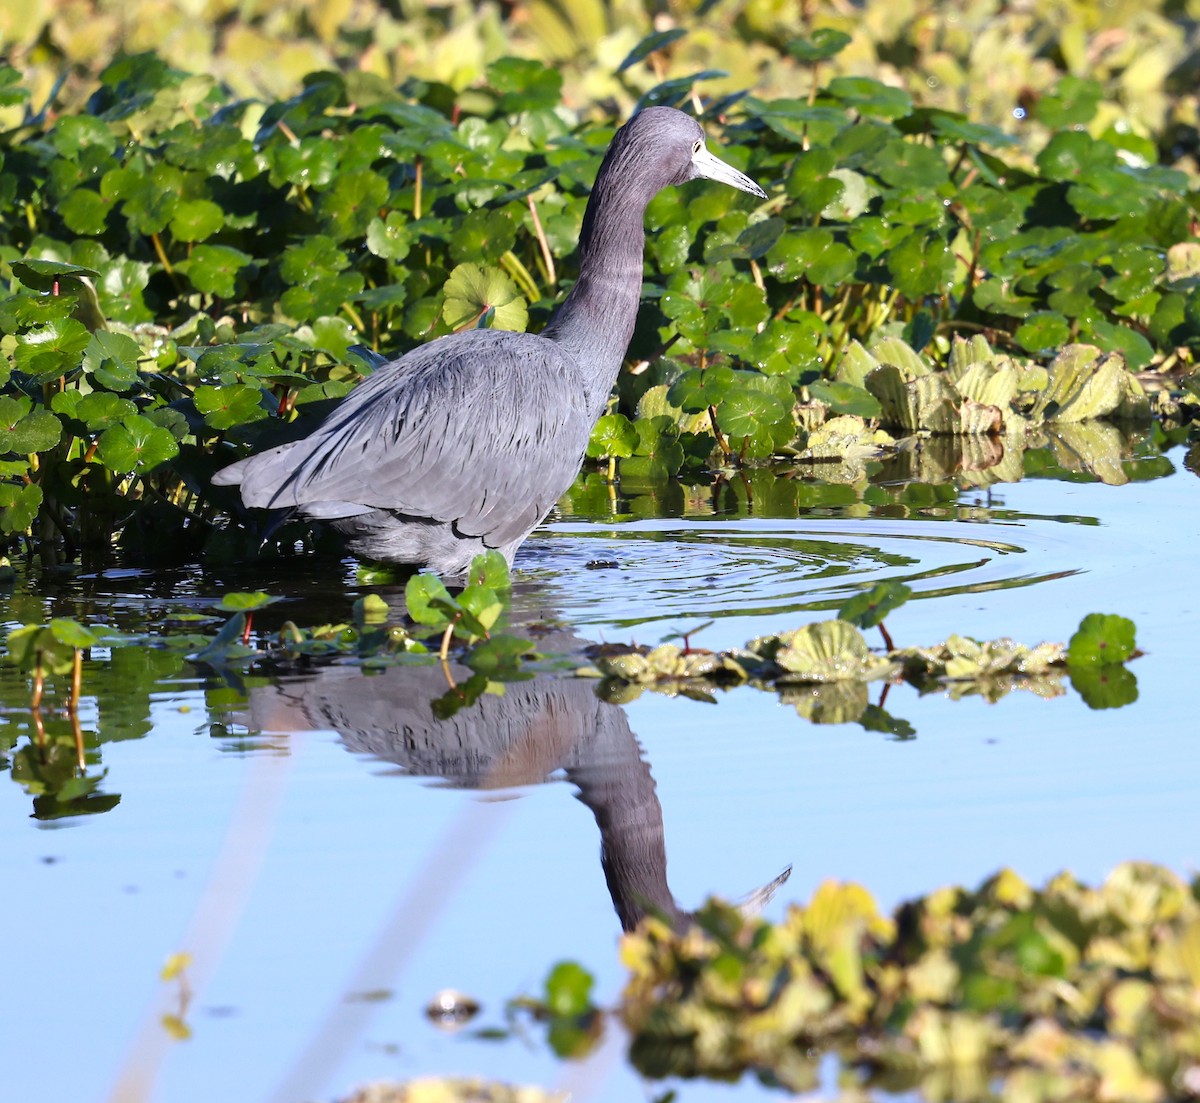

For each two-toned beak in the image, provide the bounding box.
[692,142,767,198]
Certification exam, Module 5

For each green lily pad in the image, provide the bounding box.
[10,259,101,292]
[14,318,92,383]
[96,415,180,474]
[215,591,281,612]
[788,28,852,63]
[182,244,252,298]
[1014,311,1071,355]
[0,483,42,534]
[194,384,269,431]
[587,413,637,459]
[839,582,912,630]
[170,199,224,242]
[827,76,913,119]
[442,264,527,332]
[0,396,62,454]
[1067,613,1137,667]
[405,572,454,628]
[51,390,137,431]
[807,380,882,419]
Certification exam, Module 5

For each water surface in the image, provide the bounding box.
[2,449,1197,1103]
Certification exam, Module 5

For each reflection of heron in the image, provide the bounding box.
[242,626,788,931]
[212,108,764,581]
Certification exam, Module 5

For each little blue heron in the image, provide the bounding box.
[212,107,766,580]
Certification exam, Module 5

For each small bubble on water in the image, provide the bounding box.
[926,77,939,89]
[1012,107,1027,120]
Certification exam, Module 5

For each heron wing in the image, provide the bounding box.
[225,329,591,548]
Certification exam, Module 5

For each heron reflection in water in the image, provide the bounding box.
[240,617,790,933]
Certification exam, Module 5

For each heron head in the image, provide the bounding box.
[614,106,766,200]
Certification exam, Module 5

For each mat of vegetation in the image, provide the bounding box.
[5,0,1198,178]
[0,45,1197,566]
[612,861,1200,1103]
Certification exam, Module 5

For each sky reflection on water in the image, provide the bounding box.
[1,450,1198,1103]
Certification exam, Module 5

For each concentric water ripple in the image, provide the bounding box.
[519,514,1096,636]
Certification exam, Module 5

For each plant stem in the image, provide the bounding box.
[150,232,174,275]
[31,657,44,711]
[500,251,540,302]
[527,195,556,288]
[69,648,82,713]
[708,404,732,459]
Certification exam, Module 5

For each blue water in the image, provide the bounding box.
[2,450,1198,1103]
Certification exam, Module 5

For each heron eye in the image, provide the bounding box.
[692,139,703,154]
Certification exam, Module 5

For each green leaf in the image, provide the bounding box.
[1067,613,1137,667]
[60,189,111,235]
[83,329,144,380]
[544,961,594,1018]
[618,29,687,72]
[826,76,913,119]
[458,585,503,635]
[48,618,102,648]
[1034,75,1103,128]
[190,613,256,666]
[317,169,390,239]
[838,582,913,629]
[464,633,535,677]
[51,390,137,431]
[1014,312,1072,355]
[14,318,92,383]
[869,137,950,189]
[1069,663,1139,710]
[10,259,101,292]
[767,228,856,288]
[365,212,412,262]
[405,572,454,628]
[216,591,281,612]
[96,415,180,475]
[668,365,735,411]
[808,381,882,419]
[182,244,252,298]
[587,413,638,459]
[442,264,527,332]
[0,483,42,534]
[788,28,852,63]
[170,199,225,242]
[886,233,954,299]
[280,235,348,283]
[465,551,511,590]
[0,397,62,454]
[487,57,563,112]
[194,384,269,430]
[1036,131,1115,182]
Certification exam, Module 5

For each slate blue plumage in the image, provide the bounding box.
[213,107,765,580]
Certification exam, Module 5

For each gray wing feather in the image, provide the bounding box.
[217,329,590,549]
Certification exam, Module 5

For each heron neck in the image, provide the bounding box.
[543,184,649,420]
